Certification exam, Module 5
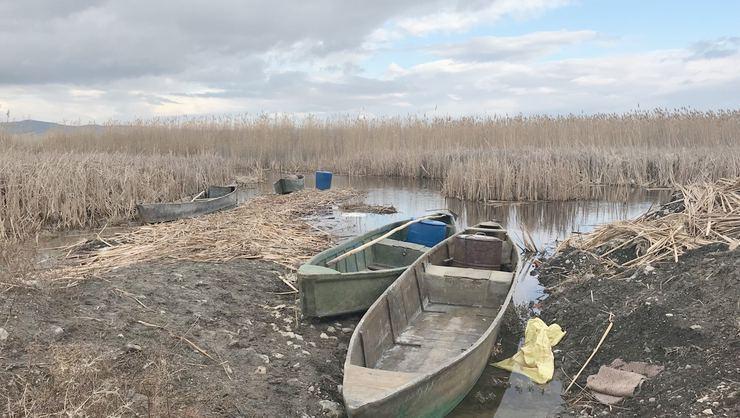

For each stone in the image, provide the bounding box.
[50,325,64,339]
[287,378,302,387]
[255,366,266,374]
[326,326,336,333]
[125,342,142,352]
[319,333,329,339]
[644,265,655,273]
[0,327,8,341]
[649,397,656,403]
[690,324,702,330]
[318,400,343,418]
[273,353,284,359]
[292,362,301,369]
[702,409,713,415]
[341,327,353,333]
[665,313,674,317]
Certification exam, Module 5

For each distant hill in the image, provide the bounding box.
[0,119,103,135]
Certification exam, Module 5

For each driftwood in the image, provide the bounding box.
[326,214,444,266]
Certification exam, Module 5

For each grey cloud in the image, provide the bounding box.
[688,37,740,60]
[0,0,437,85]
[429,30,598,62]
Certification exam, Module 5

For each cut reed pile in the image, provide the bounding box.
[0,149,262,240]
[48,189,360,281]
[559,177,740,267]
[339,202,397,214]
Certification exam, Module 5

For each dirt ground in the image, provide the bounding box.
[538,244,739,417]
[1,259,359,417]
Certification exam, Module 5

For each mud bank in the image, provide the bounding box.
[1,260,358,417]
[538,244,739,417]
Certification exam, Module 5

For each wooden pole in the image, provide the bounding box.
[191,191,206,202]
[326,214,445,266]
[564,313,614,394]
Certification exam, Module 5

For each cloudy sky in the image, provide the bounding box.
[1,0,739,122]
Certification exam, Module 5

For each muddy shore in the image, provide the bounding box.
[538,244,739,417]
[1,260,359,417]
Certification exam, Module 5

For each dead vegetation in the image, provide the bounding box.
[2,109,739,239]
[559,177,740,267]
[339,202,397,214]
[44,189,360,282]
[0,148,263,240]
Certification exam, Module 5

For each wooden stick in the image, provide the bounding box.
[326,214,445,265]
[564,313,614,394]
[191,190,205,202]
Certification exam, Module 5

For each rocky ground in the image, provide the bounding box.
[1,259,359,417]
[538,244,739,417]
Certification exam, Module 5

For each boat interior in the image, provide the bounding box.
[202,185,236,200]
[326,215,456,273]
[345,222,516,399]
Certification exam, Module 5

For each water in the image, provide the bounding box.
[268,172,668,417]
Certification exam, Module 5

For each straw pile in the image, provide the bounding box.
[560,177,740,267]
[50,189,361,280]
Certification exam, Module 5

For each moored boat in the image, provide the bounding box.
[298,212,456,318]
[136,185,238,223]
[273,174,305,194]
[342,221,519,417]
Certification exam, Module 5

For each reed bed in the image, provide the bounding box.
[2,109,739,239]
[47,189,360,281]
[0,148,262,240]
[29,109,740,198]
[559,177,740,267]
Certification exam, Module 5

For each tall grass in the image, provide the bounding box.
[2,109,739,238]
[0,145,259,239]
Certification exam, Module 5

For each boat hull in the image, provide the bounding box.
[273,176,305,194]
[136,185,238,223]
[343,222,518,418]
[298,213,456,318]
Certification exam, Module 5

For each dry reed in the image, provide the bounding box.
[559,177,740,267]
[0,148,262,240]
[3,109,740,239]
[46,189,360,281]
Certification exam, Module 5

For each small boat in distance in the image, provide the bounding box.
[343,221,519,417]
[298,212,456,318]
[273,174,305,194]
[136,185,238,223]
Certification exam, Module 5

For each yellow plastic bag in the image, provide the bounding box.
[492,317,565,384]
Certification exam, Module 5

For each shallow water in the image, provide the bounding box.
[269,172,668,417]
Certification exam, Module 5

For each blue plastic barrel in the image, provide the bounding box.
[406,219,447,247]
[315,171,333,190]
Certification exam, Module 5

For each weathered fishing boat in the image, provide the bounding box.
[136,185,238,223]
[343,221,519,417]
[273,174,305,194]
[298,212,456,318]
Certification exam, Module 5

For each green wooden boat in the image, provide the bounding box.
[343,221,519,417]
[298,212,456,318]
[273,174,305,194]
[136,185,237,223]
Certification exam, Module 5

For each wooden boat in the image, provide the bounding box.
[298,212,456,318]
[343,221,519,417]
[273,174,305,194]
[136,185,238,223]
